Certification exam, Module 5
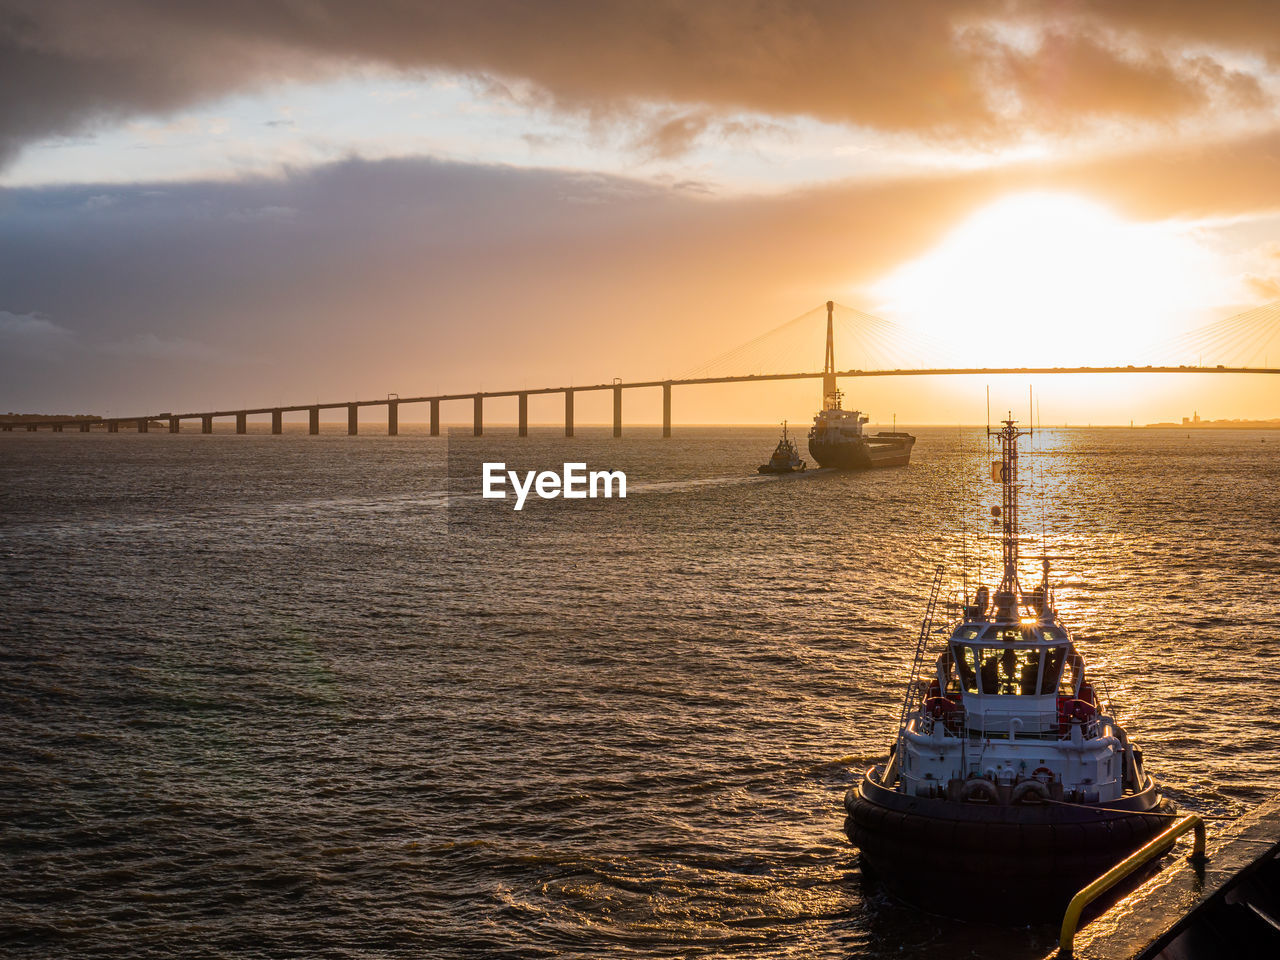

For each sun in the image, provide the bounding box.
[869,192,1232,366]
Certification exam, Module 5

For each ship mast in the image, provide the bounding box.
[823,299,840,409]
[989,415,1031,620]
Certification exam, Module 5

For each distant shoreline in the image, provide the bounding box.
[1144,420,1280,430]
[4,416,1280,431]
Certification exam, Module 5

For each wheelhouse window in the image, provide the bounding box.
[975,646,1045,696]
[955,644,978,693]
[1062,649,1085,695]
[952,640,1070,701]
[1041,645,1067,695]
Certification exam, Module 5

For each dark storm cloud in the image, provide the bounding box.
[1,0,1275,166]
[0,158,691,408]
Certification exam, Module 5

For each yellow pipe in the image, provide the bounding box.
[1058,814,1206,957]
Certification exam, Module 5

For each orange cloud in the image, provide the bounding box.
[3,1,1279,165]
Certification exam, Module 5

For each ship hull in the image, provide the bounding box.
[845,766,1174,919]
[808,432,914,470]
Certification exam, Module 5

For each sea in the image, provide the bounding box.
[2,425,1277,959]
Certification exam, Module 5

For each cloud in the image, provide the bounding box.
[99,332,226,361]
[634,112,711,160]
[0,309,73,343]
[225,204,297,223]
[3,123,1280,414]
[2,1,1279,168]
[1244,273,1280,299]
[630,111,792,161]
[0,306,224,378]
[987,30,1265,125]
[0,310,75,378]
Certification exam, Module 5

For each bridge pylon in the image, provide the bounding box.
[822,299,838,405]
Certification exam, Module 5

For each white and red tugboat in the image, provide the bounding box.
[844,417,1174,918]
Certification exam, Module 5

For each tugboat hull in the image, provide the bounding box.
[808,432,915,469]
[845,766,1175,919]
[758,463,806,474]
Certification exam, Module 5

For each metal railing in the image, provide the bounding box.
[960,708,1066,739]
[1057,814,1207,957]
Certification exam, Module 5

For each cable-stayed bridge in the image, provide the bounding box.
[5,300,1279,436]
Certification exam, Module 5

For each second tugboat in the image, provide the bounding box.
[808,301,915,469]
[844,417,1174,918]
[758,421,807,474]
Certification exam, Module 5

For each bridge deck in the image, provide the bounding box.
[123,365,1280,422]
[5,365,1276,430]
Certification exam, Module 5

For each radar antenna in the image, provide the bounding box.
[989,414,1031,620]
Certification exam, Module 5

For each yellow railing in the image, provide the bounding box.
[1058,814,1206,958]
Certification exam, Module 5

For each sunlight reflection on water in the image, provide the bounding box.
[1,426,1277,958]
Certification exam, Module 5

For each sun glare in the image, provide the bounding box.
[870,192,1233,366]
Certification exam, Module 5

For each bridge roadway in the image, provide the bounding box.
[5,365,1278,436]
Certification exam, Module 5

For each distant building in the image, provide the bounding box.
[1181,411,1202,425]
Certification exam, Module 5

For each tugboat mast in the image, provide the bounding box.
[989,415,1031,619]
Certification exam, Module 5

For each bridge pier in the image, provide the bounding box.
[138,418,148,433]
[309,407,319,435]
[613,385,622,438]
[235,412,247,435]
[473,396,483,437]
[387,401,398,436]
[80,423,90,433]
[430,399,439,436]
[201,415,212,434]
[272,409,283,435]
[347,403,358,435]
[564,389,574,437]
[2,425,11,431]
[518,393,528,437]
[108,420,119,433]
[169,417,180,433]
[52,424,63,432]
[27,424,38,432]
[663,382,671,438]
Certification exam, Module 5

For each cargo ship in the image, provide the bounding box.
[806,300,915,469]
[807,395,915,469]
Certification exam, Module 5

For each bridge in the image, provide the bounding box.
[5,299,1279,436]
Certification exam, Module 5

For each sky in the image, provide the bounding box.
[3,1,1280,425]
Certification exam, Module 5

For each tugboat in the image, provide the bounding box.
[844,417,1174,919]
[758,421,807,474]
[807,301,914,469]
